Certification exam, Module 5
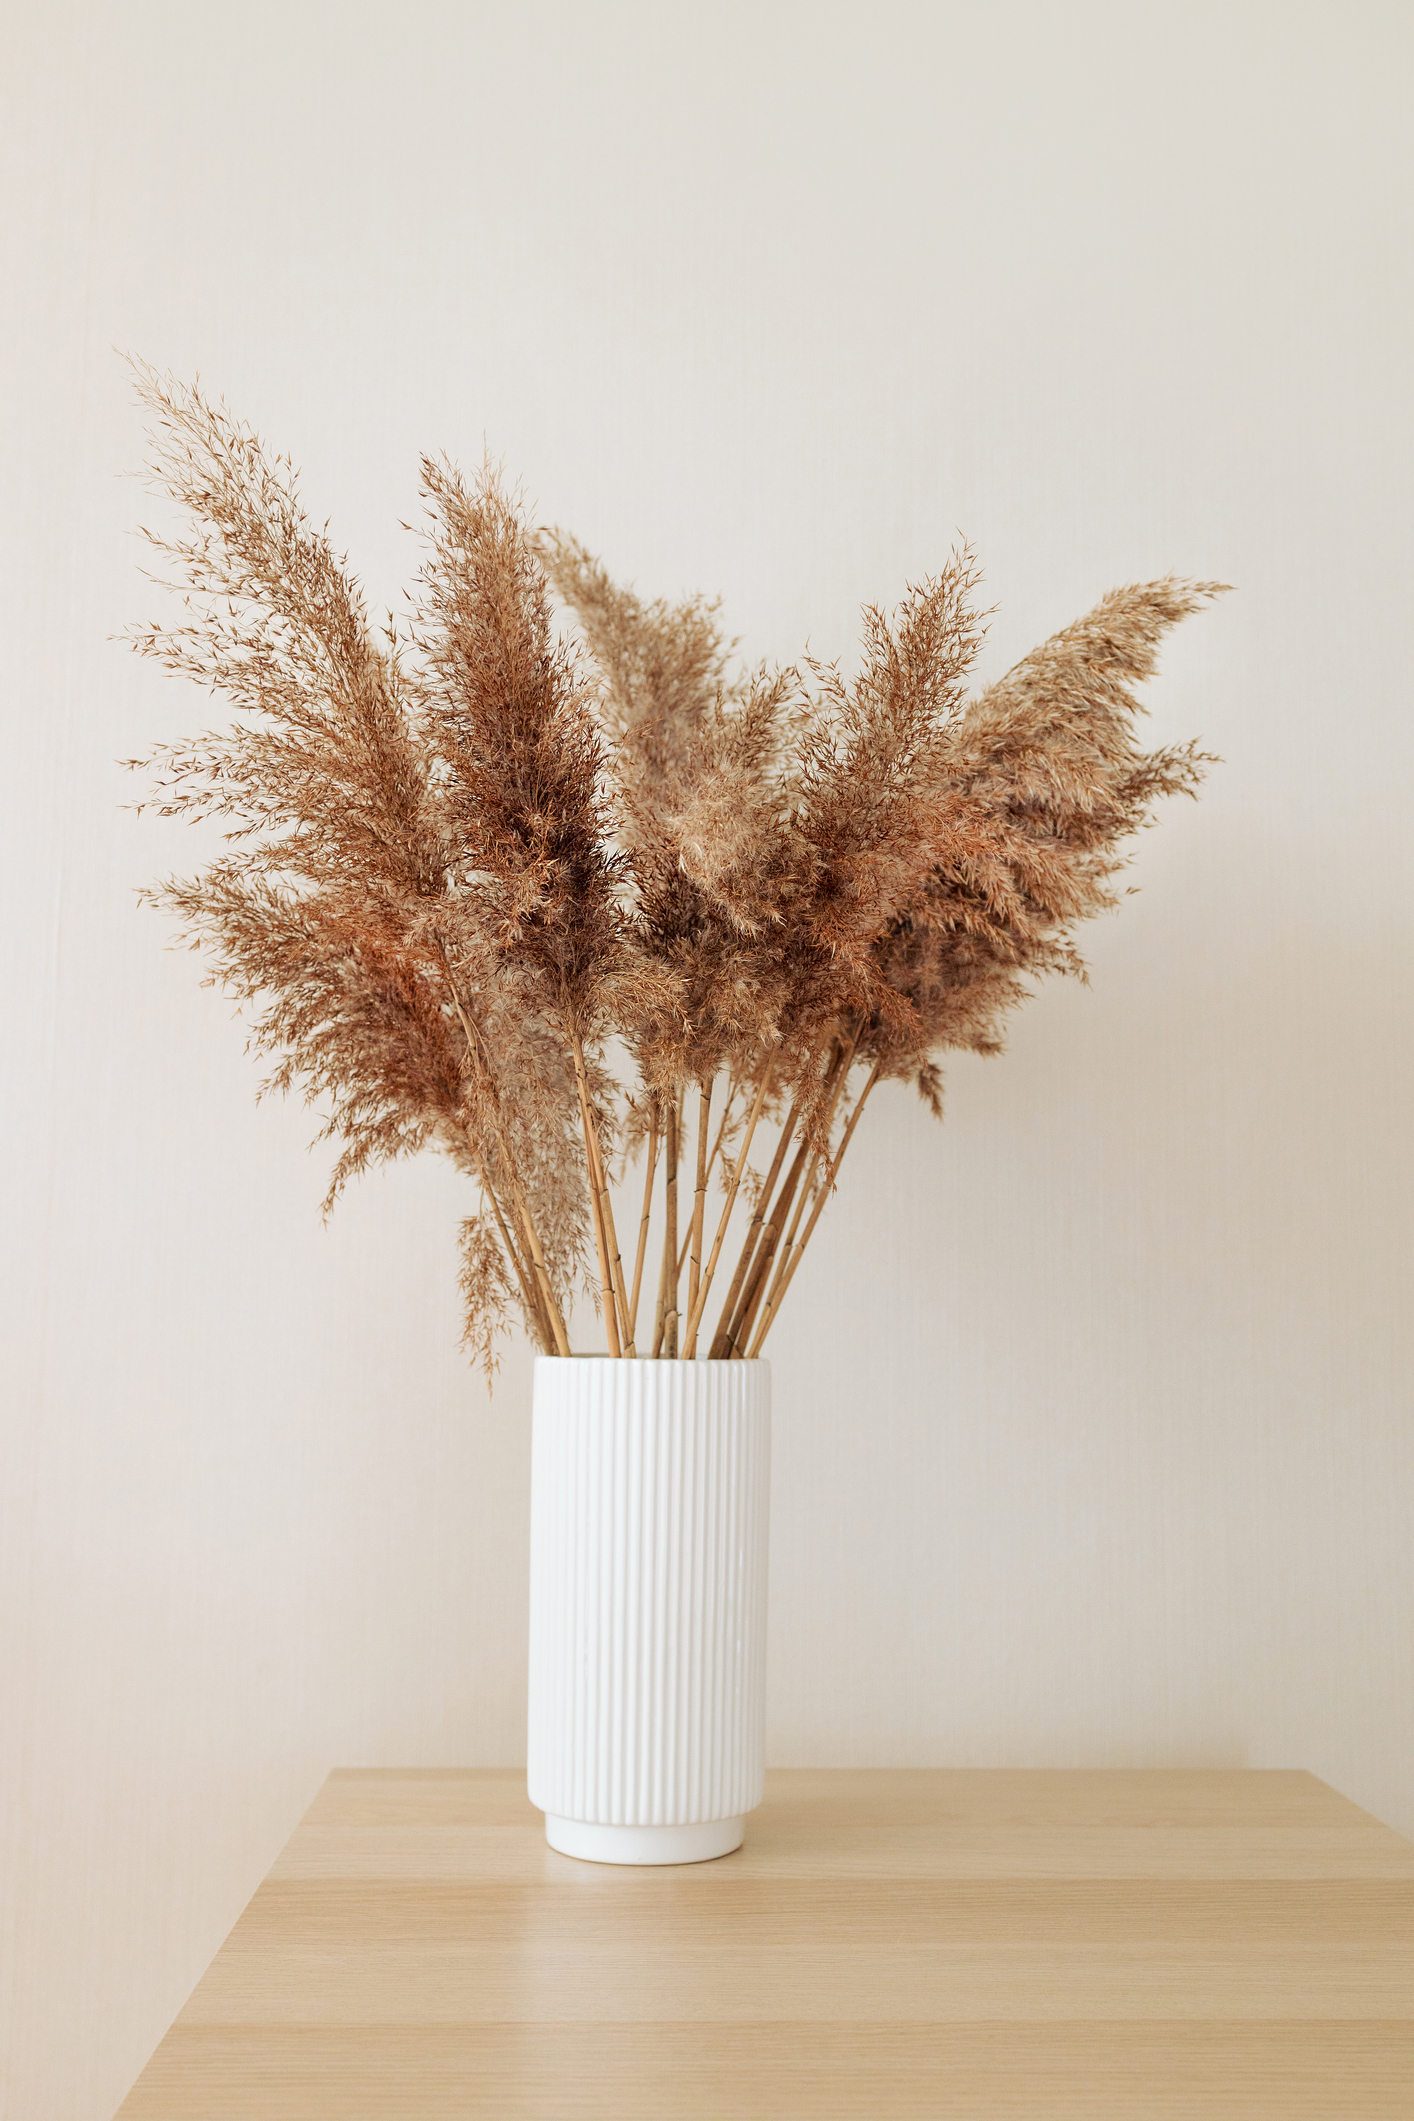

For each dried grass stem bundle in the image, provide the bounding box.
[128,366,1223,1373]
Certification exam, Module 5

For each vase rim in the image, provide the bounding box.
[533,1352,768,1365]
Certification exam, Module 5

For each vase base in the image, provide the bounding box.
[544,1813,745,1865]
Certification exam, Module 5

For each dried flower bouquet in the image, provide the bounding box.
[129,369,1222,1373]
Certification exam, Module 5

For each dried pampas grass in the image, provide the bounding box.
[128,365,1224,1374]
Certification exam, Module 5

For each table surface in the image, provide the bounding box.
[116,1767,1414,2118]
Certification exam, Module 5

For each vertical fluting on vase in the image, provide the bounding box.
[527,1359,771,1827]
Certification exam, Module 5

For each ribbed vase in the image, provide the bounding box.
[527,1357,771,1865]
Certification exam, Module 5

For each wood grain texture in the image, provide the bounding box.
[115,1769,1414,2118]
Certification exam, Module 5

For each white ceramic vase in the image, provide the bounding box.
[527,1357,771,1865]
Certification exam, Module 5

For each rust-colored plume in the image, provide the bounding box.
[129,365,1224,1373]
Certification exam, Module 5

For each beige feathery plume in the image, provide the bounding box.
[130,366,1223,1371]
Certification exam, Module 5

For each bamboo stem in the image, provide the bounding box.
[658,1092,681,1356]
[674,1077,736,1277]
[599,1161,634,1356]
[652,1213,669,1356]
[482,1177,536,1327]
[652,1096,672,1356]
[707,1090,803,1358]
[437,937,570,1355]
[508,1166,570,1355]
[754,1137,823,1348]
[561,1009,633,1350]
[749,1061,882,1357]
[727,1129,812,1356]
[503,1161,571,1356]
[567,1022,622,1357]
[714,1037,850,1357]
[683,1057,775,1357]
[755,1033,859,1342]
[484,1179,553,1353]
[686,1079,712,1330]
[703,1072,737,1185]
[627,1098,659,1351]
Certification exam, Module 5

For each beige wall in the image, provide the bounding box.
[3,2,1411,2114]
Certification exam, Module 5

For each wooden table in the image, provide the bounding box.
[116,1768,1414,2117]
